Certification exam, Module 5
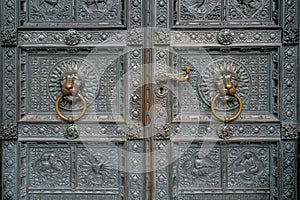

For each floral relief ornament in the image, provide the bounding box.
[1,29,17,46]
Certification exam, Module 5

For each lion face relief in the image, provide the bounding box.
[60,71,84,97]
[215,71,238,97]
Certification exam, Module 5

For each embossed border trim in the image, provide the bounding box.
[170,30,282,46]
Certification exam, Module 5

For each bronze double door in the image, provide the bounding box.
[1,0,299,199]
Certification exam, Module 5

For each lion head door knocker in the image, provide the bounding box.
[48,58,100,139]
[211,70,243,123]
[198,58,252,139]
[55,71,87,123]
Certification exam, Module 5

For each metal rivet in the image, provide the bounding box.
[286,80,293,87]
[191,34,196,40]
[7,111,13,117]
[270,33,276,39]
[6,81,13,87]
[239,33,245,39]
[286,175,292,182]
[287,16,293,22]
[6,65,13,72]
[159,160,164,166]
[159,16,165,22]
[7,159,13,166]
[7,17,13,23]
[132,81,139,87]
[286,111,293,117]
[132,175,139,181]
[38,35,45,41]
[6,95,13,102]
[159,0,165,7]
[132,110,139,117]
[285,144,292,151]
[158,175,164,182]
[254,34,261,40]
[6,191,13,197]
[133,0,139,7]
[132,95,139,102]
[287,50,293,56]
[54,127,60,133]
[23,127,29,133]
[133,50,139,57]
[286,64,293,71]
[269,127,275,133]
[133,16,139,22]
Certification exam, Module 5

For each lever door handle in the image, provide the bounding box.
[156,66,194,82]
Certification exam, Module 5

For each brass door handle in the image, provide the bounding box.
[156,66,194,82]
[55,94,87,123]
[211,94,243,123]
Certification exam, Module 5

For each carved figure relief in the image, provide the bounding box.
[78,149,118,188]
[29,0,71,22]
[179,149,221,187]
[232,0,265,18]
[30,149,70,187]
[47,58,100,111]
[84,0,108,11]
[180,0,221,21]
[78,0,120,21]
[198,57,251,110]
[228,149,269,188]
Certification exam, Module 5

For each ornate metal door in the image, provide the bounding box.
[0,0,299,200]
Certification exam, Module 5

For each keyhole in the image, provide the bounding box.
[159,87,164,95]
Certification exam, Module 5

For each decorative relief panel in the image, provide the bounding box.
[170,123,281,138]
[173,142,276,198]
[28,146,71,188]
[155,141,170,200]
[173,0,222,27]
[1,141,18,200]
[281,141,297,200]
[170,30,281,46]
[21,142,125,197]
[126,141,145,199]
[20,48,125,122]
[28,194,119,200]
[76,0,124,25]
[171,48,279,122]
[172,0,278,27]
[18,124,127,138]
[22,0,127,27]
[2,48,17,123]
[227,0,272,22]
[177,146,221,189]
[28,0,72,23]
[18,31,126,46]
[77,145,122,188]
[282,46,298,122]
[227,147,269,188]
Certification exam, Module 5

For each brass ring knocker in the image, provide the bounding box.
[211,94,243,123]
[55,94,87,123]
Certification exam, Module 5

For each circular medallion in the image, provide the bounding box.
[48,58,100,111]
[217,29,234,45]
[64,29,81,46]
[198,57,251,110]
